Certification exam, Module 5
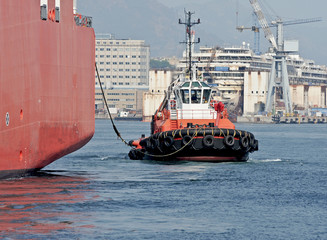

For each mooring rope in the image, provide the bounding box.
[95,63,129,146]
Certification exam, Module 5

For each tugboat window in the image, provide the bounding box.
[182,82,190,88]
[191,82,201,88]
[181,89,190,104]
[201,82,210,88]
[202,89,211,103]
[191,90,201,103]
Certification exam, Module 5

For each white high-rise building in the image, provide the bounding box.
[95,36,150,89]
[95,36,150,114]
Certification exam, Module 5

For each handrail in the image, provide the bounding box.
[177,109,217,120]
[74,14,92,27]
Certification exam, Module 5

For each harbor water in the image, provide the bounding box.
[0,120,326,239]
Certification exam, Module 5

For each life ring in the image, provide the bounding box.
[170,100,176,109]
[182,135,193,146]
[224,135,234,147]
[203,135,215,148]
[48,8,55,22]
[210,100,217,108]
[163,136,174,148]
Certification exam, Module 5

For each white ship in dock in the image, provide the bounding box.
[176,43,327,120]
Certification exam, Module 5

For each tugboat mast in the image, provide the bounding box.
[179,10,200,77]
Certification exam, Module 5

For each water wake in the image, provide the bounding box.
[249,158,282,163]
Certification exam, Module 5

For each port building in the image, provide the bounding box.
[94,36,150,116]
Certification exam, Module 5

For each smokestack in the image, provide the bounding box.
[73,0,77,14]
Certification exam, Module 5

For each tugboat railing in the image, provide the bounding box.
[177,109,217,120]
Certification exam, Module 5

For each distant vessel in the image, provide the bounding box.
[178,44,327,117]
[0,0,95,178]
[128,11,258,162]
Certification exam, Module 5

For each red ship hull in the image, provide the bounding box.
[0,0,95,178]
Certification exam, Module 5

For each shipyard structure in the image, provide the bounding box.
[173,44,327,121]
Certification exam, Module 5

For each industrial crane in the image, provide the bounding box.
[237,17,322,54]
[241,0,322,114]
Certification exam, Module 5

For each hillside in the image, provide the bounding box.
[78,0,253,57]
[77,0,326,65]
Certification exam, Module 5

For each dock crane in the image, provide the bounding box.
[237,17,321,55]
[240,0,321,114]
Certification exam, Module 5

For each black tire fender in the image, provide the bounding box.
[240,136,249,148]
[150,138,159,150]
[224,135,235,147]
[128,149,137,160]
[163,136,174,148]
[203,135,215,148]
[182,135,193,146]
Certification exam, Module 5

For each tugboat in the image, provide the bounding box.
[128,11,258,162]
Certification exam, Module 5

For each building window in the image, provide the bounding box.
[106,48,111,51]
[119,82,123,85]
[126,105,133,108]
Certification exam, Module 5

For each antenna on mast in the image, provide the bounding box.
[236,0,239,27]
[179,10,200,77]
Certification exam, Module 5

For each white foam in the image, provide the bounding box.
[249,158,282,163]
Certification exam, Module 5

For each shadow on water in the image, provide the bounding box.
[0,172,95,237]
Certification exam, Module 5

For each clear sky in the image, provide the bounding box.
[78,0,327,65]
